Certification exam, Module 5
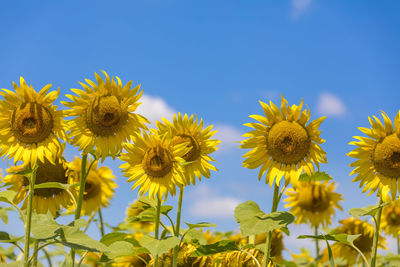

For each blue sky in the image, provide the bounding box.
[1,0,400,257]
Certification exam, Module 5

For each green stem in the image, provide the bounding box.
[370,197,383,267]
[154,197,162,267]
[24,165,37,267]
[43,248,53,267]
[263,183,280,267]
[32,239,39,267]
[71,153,88,267]
[315,226,319,263]
[98,209,105,237]
[172,187,184,267]
[397,235,400,255]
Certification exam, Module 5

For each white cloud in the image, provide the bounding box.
[317,92,347,117]
[213,124,243,153]
[188,185,242,219]
[291,0,312,19]
[136,94,176,125]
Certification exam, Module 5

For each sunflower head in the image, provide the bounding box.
[240,95,327,187]
[62,71,149,160]
[119,130,191,200]
[112,254,151,267]
[68,156,117,216]
[2,156,72,216]
[284,181,343,227]
[156,113,220,185]
[0,77,66,167]
[321,217,386,266]
[125,200,155,233]
[380,199,400,237]
[348,111,400,201]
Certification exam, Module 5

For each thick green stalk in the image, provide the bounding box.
[32,240,39,267]
[154,197,162,267]
[172,187,184,267]
[263,183,280,267]
[70,153,88,267]
[370,197,383,267]
[397,235,400,255]
[98,209,105,237]
[315,226,319,263]
[24,165,37,267]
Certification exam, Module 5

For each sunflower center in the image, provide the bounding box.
[86,95,128,137]
[11,102,54,144]
[143,146,174,177]
[386,207,400,226]
[83,178,100,200]
[298,184,331,213]
[373,134,400,178]
[23,160,68,197]
[343,221,373,253]
[267,121,310,164]
[173,134,200,162]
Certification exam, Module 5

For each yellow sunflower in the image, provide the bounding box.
[240,95,327,187]
[283,181,343,227]
[321,217,386,266]
[125,200,155,233]
[119,131,190,200]
[156,113,220,185]
[3,156,72,216]
[348,111,400,201]
[68,156,117,216]
[112,254,151,267]
[0,77,66,167]
[380,199,400,237]
[62,71,148,160]
[83,252,102,267]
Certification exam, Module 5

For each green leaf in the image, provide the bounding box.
[9,168,33,176]
[31,213,61,240]
[137,196,158,208]
[190,240,238,257]
[185,222,217,229]
[0,207,8,224]
[161,205,173,215]
[298,233,361,247]
[323,235,335,267]
[104,241,136,259]
[58,227,109,252]
[67,218,87,229]
[298,171,332,182]
[139,236,179,257]
[34,182,76,191]
[0,232,11,241]
[100,232,130,246]
[182,229,208,245]
[234,201,294,236]
[349,202,389,218]
[0,191,17,205]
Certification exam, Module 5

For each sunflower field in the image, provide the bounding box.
[1,1,400,267]
[0,72,399,267]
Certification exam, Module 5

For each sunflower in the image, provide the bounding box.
[321,218,386,266]
[156,113,220,185]
[112,254,151,267]
[0,77,66,167]
[380,199,400,237]
[125,199,155,233]
[68,156,117,216]
[83,252,102,267]
[119,131,190,200]
[240,95,327,187]
[348,111,400,201]
[283,181,343,227]
[62,71,148,160]
[2,156,72,216]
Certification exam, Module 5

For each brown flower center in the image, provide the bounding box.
[297,183,331,213]
[373,134,400,178]
[267,121,310,164]
[143,146,173,177]
[23,160,68,197]
[386,206,400,226]
[83,176,101,200]
[11,102,54,144]
[86,95,128,137]
[173,134,200,162]
[341,220,373,253]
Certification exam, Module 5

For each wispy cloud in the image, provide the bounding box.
[317,92,347,117]
[213,124,243,153]
[188,185,242,219]
[135,94,176,125]
[291,0,312,19]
